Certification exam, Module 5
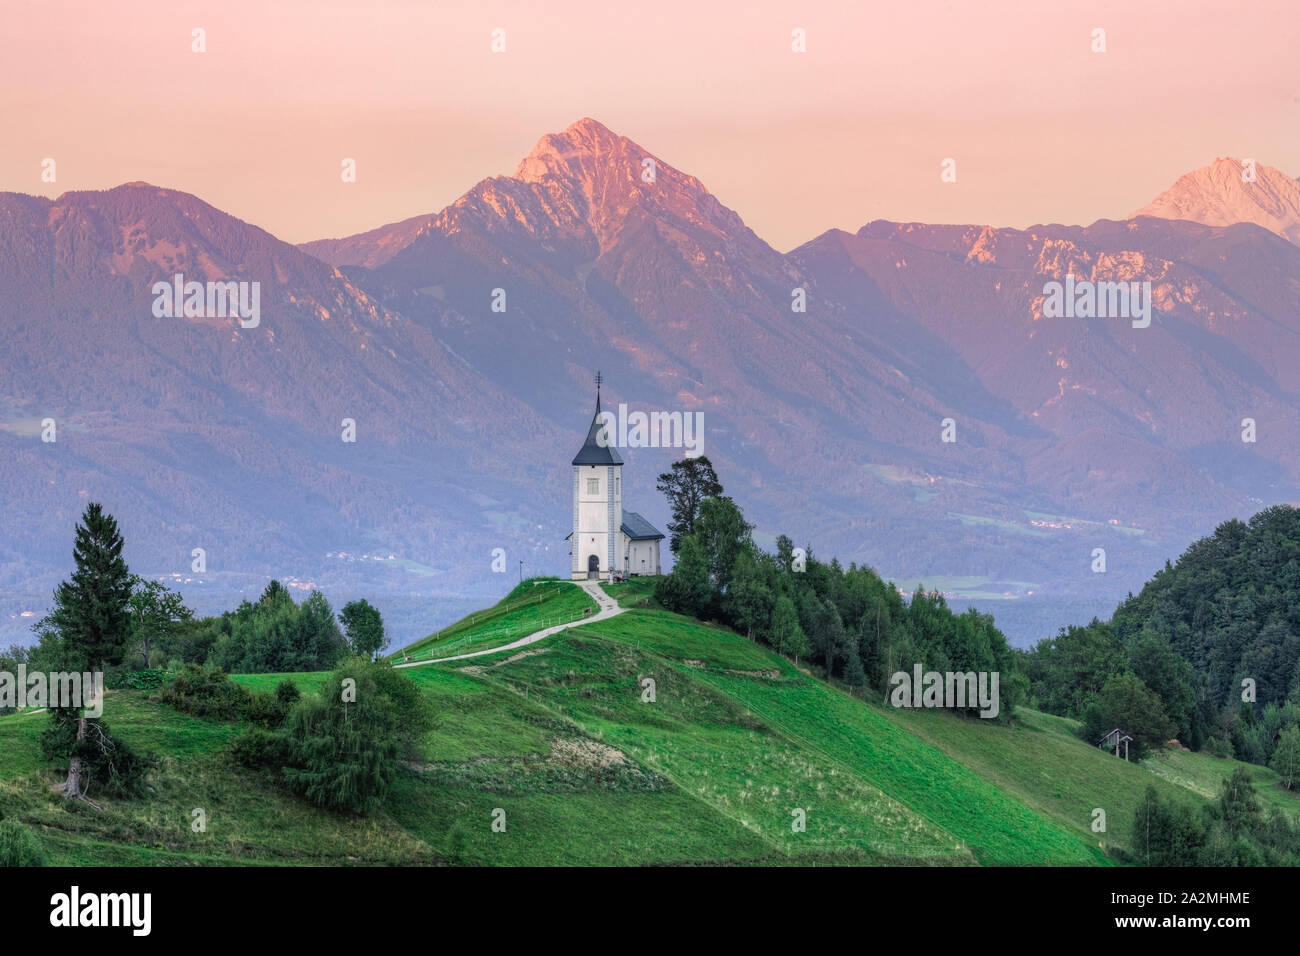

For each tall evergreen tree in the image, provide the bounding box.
[43,504,145,802]
[49,503,133,671]
[841,639,868,689]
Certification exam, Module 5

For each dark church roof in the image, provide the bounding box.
[572,391,624,466]
[620,511,665,541]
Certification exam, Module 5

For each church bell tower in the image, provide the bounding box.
[571,372,623,580]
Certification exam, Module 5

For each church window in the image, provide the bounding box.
[587,478,600,495]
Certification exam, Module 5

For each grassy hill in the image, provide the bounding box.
[2,578,1296,865]
[396,578,598,662]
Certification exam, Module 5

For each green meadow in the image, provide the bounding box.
[397,578,598,661]
[2,581,1295,865]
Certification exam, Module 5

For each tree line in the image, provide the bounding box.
[653,457,1023,717]
[1131,769,1300,866]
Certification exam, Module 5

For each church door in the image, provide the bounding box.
[587,554,600,580]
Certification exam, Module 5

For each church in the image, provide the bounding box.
[566,378,665,581]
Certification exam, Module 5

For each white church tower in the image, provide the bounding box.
[571,373,623,580]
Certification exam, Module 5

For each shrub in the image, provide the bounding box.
[243,683,299,728]
[1205,735,1234,759]
[230,727,292,770]
[242,692,282,727]
[124,668,169,690]
[283,694,397,814]
[275,679,301,709]
[160,665,303,730]
[281,660,434,814]
[0,819,47,866]
[159,664,250,720]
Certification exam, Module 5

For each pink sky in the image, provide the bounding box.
[3,0,1297,251]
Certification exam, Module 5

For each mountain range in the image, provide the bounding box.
[3,118,1299,647]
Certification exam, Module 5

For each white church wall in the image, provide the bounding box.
[625,538,661,577]
[571,467,581,577]
[572,462,623,578]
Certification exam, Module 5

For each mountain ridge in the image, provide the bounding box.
[5,119,1300,648]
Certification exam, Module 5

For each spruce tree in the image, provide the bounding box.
[43,504,142,802]
[49,503,133,672]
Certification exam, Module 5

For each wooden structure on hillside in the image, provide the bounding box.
[1099,728,1133,761]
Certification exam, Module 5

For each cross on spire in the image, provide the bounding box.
[594,370,603,394]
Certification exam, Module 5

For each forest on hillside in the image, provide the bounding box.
[652,458,1025,718]
[653,460,1300,787]
[1024,504,1300,772]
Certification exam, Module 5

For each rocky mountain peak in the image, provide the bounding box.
[1132,158,1300,244]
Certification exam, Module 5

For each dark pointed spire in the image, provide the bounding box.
[572,373,623,466]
